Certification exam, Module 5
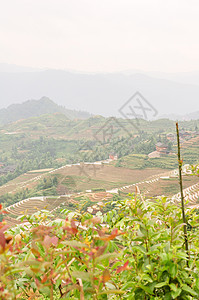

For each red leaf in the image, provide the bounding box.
[64,227,78,235]
[102,269,111,283]
[31,248,40,257]
[96,245,107,257]
[97,228,108,237]
[116,261,129,273]
[51,236,58,246]
[71,220,76,229]
[43,235,58,249]
[35,277,40,288]
[41,274,48,283]
[92,217,101,224]
[63,219,78,235]
[0,225,9,232]
[0,230,6,251]
[98,228,123,241]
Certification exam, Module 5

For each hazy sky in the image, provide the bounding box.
[0,0,199,73]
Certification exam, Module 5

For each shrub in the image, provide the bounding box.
[0,196,199,299]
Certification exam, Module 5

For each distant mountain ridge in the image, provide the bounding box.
[0,97,91,125]
[159,111,199,121]
[0,69,198,117]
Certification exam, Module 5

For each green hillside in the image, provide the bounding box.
[0,112,198,192]
[0,97,91,125]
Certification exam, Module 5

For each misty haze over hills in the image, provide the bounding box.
[0,97,91,126]
[0,64,198,119]
[0,97,198,126]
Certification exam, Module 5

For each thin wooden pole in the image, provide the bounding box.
[176,122,189,265]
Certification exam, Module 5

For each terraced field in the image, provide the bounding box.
[0,160,168,196]
[118,170,175,195]
[172,182,199,207]
[0,171,51,196]
[2,162,198,227]
[181,135,199,149]
[3,191,115,226]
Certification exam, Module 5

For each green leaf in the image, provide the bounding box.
[105,282,116,290]
[95,252,118,263]
[171,288,181,298]
[169,283,178,292]
[39,286,51,297]
[121,281,135,290]
[170,264,177,278]
[155,282,168,288]
[142,274,153,283]
[138,283,154,295]
[99,290,125,295]
[131,245,146,254]
[148,282,157,293]
[72,271,91,282]
[182,284,198,296]
[176,251,188,260]
[16,278,29,288]
[111,261,121,270]
[140,226,147,237]
[164,292,172,300]
[4,268,25,276]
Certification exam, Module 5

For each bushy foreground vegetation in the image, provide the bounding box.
[1,194,199,299]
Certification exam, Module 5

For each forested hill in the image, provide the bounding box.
[0,97,91,125]
[2,112,199,141]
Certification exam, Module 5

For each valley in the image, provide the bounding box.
[0,99,198,230]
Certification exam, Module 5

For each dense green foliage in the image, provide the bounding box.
[1,194,199,299]
[0,136,81,186]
